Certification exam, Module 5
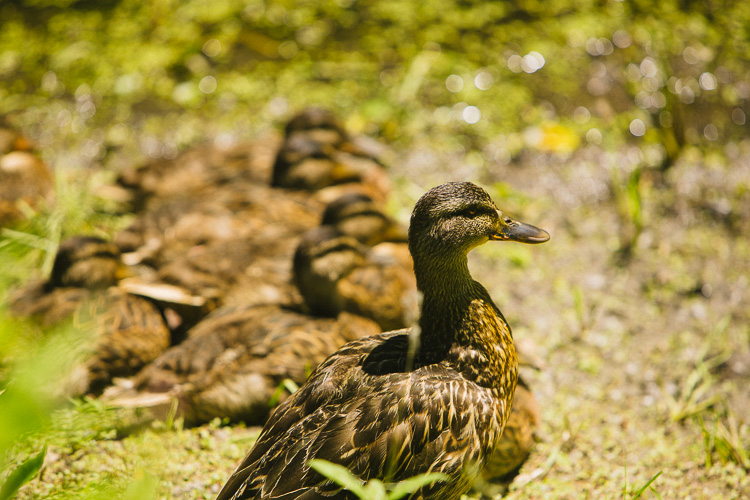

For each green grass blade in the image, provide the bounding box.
[631,470,662,499]
[387,472,447,500]
[121,471,158,500]
[0,444,47,500]
[309,459,370,498]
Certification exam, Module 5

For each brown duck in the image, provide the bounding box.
[298,193,543,482]
[106,194,415,422]
[271,108,390,204]
[0,120,55,226]
[293,225,416,332]
[114,181,322,271]
[119,304,381,425]
[115,134,278,211]
[217,181,549,499]
[9,236,170,395]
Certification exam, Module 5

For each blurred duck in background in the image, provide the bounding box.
[112,304,381,425]
[293,225,416,332]
[0,119,55,226]
[271,107,391,204]
[113,108,389,273]
[9,236,170,396]
[102,194,411,423]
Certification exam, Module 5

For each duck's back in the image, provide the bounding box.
[218,330,504,500]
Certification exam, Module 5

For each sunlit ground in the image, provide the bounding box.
[1,0,749,498]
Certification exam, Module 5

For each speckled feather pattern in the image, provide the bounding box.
[217,182,539,500]
[135,304,381,424]
[219,295,516,499]
[9,237,170,395]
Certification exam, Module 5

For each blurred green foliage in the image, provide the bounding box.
[0,0,748,170]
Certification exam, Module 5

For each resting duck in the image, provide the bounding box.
[217,181,549,499]
[0,121,55,226]
[120,304,381,425]
[114,181,321,271]
[115,134,277,211]
[320,192,407,246]
[9,236,170,395]
[298,193,542,481]
[293,225,416,332]
[271,108,390,204]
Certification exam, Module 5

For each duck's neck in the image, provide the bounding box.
[413,253,516,390]
[414,253,476,333]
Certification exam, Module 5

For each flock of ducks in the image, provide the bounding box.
[4,109,549,498]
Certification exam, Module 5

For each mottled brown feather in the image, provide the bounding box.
[217,182,549,500]
[9,236,170,395]
[133,304,381,424]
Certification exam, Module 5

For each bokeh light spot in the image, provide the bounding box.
[278,41,298,59]
[629,119,646,137]
[573,106,591,124]
[703,124,718,141]
[522,52,545,73]
[639,58,658,78]
[462,106,481,124]
[474,71,494,90]
[699,72,717,91]
[199,75,217,94]
[202,39,221,57]
[612,30,631,48]
[446,74,464,93]
[586,128,602,145]
[507,54,523,73]
[731,107,747,125]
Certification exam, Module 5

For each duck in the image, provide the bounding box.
[114,180,322,270]
[299,194,542,480]
[114,108,389,274]
[121,191,405,317]
[293,225,416,332]
[320,191,408,247]
[114,304,382,425]
[271,108,391,204]
[0,120,55,226]
[115,133,278,212]
[216,181,549,500]
[103,195,414,423]
[9,236,171,395]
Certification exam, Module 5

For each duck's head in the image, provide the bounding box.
[48,236,126,290]
[408,182,549,261]
[284,107,348,144]
[321,193,407,246]
[293,225,366,316]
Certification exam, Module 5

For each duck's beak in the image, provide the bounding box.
[490,212,550,244]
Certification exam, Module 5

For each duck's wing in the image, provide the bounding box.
[217,332,501,500]
[83,289,171,393]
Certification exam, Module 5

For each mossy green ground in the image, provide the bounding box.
[2,1,749,498]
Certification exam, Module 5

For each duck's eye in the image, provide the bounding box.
[461,207,479,218]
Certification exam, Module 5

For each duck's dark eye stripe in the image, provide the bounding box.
[458,206,482,218]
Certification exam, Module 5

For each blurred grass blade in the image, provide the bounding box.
[631,470,662,499]
[309,459,370,498]
[387,472,447,500]
[121,471,158,500]
[0,444,47,500]
[268,378,300,407]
